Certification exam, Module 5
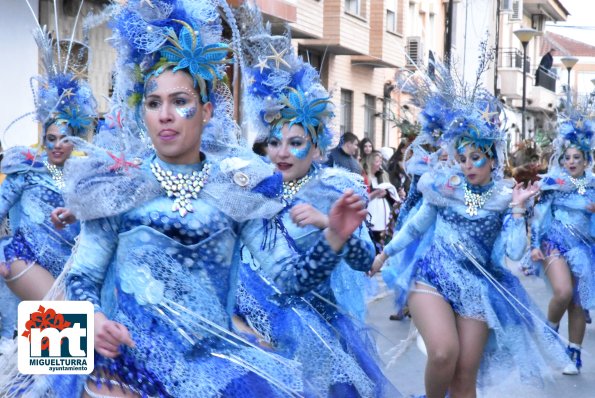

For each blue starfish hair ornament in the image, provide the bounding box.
[153,19,233,103]
[36,71,97,138]
[272,87,334,150]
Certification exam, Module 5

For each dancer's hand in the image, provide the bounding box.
[586,202,595,213]
[368,252,388,277]
[94,312,135,358]
[290,203,328,229]
[50,207,76,230]
[530,248,545,262]
[325,190,367,251]
[511,181,539,207]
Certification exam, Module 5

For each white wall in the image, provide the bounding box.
[0,0,40,148]
[452,0,497,94]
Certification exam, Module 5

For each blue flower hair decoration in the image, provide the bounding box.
[274,87,334,149]
[237,4,335,154]
[154,20,233,103]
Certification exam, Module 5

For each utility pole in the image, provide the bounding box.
[444,0,454,68]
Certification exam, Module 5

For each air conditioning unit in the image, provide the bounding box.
[511,0,522,20]
[532,14,546,32]
[406,37,423,67]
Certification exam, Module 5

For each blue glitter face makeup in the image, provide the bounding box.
[290,140,312,160]
[46,141,55,150]
[176,106,197,119]
[457,145,467,155]
[473,157,487,168]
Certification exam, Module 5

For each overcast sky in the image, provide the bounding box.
[546,0,595,46]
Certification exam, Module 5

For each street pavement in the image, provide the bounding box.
[367,264,595,397]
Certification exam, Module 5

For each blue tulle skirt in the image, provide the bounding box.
[237,263,400,397]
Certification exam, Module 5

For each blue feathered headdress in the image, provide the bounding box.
[237,5,335,153]
[36,72,97,137]
[109,0,233,106]
[556,115,594,162]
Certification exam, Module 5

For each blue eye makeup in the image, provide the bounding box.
[473,157,487,168]
[290,140,312,159]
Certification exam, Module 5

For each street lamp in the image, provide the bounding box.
[514,28,538,140]
[561,56,579,105]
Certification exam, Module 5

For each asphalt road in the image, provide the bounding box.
[367,264,595,397]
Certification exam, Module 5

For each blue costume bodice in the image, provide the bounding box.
[242,166,375,320]
[385,170,526,265]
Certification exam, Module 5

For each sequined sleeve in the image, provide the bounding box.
[530,191,554,249]
[502,211,528,261]
[341,223,375,272]
[395,175,422,230]
[0,173,26,221]
[383,200,437,257]
[240,221,367,295]
[66,217,119,313]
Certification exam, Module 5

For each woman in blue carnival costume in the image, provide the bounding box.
[369,58,572,397]
[0,19,95,302]
[528,104,595,375]
[232,6,399,397]
[8,1,371,397]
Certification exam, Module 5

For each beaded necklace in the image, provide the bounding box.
[43,161,65,190]
[282,170,316,203]
[569,175,587,195]
[150,160,211,217]
[463,182,494,216]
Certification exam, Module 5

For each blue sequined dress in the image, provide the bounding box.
[0,147,79,338]
[58,152,356,398]
[237,166,399,397]
[383,169,570,387]
[530,170,595,309]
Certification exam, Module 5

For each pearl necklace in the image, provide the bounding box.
[150,161,211,217]
[569,176,587,195]
[282,171,315,203]
[463,183,494,216]
[43,161,65,190]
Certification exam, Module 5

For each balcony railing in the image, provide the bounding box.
[500,48,530,71]
[535,67,556,92]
